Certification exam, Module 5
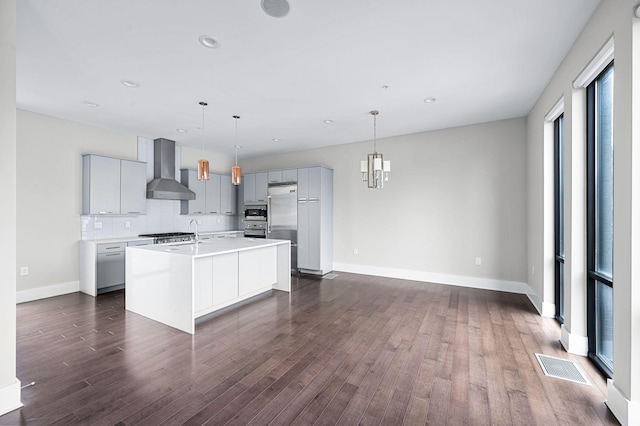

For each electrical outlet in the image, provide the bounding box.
[94,222,102,229]
[216,218,221,224]
[20,267,29,276]
[125,221,131,229]
[475,257,482,266]
[353,249,359,255]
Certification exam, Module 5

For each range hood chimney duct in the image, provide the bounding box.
[146,138,196,200]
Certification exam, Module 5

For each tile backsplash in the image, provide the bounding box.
[81,200,239,240]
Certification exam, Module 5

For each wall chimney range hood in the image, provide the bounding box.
[146,138,196,200]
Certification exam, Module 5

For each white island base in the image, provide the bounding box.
[125,238,291,334]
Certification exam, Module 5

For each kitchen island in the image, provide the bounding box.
[125,238,291,334]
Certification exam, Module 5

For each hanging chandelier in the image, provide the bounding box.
[360,110,390,188]
[232,115,242,186]
[197,101,210,181]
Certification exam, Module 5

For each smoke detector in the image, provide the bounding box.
[261,0,290,18]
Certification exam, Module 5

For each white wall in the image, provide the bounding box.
[241,117,528,289]
[16,110,235,299]
[0,0,22,415]
[526,0,640,423]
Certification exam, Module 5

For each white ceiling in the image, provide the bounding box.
[17,0,600,159]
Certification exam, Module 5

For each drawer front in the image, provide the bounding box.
[127,239,153,247]
[97,242,126,254]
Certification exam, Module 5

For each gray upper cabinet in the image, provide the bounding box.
[243,173,256,204]
[268,169,297,184]
[120,160,147,214]
[242,172,268,204]
[83,155,146,215]
[206,174,221,214]
[181,170,236,215]
[255,172,268,203]
[220,175,236,214]
[181,169,206,214]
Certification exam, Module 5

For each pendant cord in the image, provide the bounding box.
[373,113,377,153]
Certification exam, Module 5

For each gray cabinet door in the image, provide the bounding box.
[255,172,268,202]
[83,155,121,215]
[243,173,256,204]
[120,160,146,214]
[181,169,206,214]
[205,174,221,214]
[220,175,236,214]
[96,250,125,289]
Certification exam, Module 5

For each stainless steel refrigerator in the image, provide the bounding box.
[267,183,298,270]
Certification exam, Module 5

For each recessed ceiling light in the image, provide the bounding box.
[324,119,334,124]
[198,35,221,49]
[83,101,99,107]
[272,138,281,142]
[261,0,290,18]
[176,129,187,133]
[424,97,437,103]
[121,80,140,88]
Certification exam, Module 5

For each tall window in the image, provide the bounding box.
[586,63,614,377]
[554,114,565,323]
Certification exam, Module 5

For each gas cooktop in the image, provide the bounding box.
[139,232,194,238]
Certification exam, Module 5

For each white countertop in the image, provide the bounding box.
[127,237,289,258]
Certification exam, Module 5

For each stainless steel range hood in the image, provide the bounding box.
[146,138,196,200]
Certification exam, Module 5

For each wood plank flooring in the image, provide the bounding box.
[1,273,619,425]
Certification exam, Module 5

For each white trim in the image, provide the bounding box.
[544,96,565,122]
[560,324,588,356]
[333,263,529,294]
[0,379,22,416]
[541,301,555,318]
[606,379,640,426]
[573,36,614,89]
[16,281,80,304]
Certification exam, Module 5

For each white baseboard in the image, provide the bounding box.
[17,281,80,304]
[332,263,529,294]
[0,379,22,416]
[560,324,588,356]
[606,379,640,426]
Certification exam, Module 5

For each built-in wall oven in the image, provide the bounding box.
[244,206,267,238]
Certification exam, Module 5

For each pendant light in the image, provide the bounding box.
[232,116,242,186]
[360,110,390,188]
[197,101,210,181]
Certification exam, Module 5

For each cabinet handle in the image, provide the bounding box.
[127,211,140,214]
[105,246,121,250]
[105,253,122,257]
[225,211,232,214]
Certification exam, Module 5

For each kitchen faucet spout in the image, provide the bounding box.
[188,219,199,243]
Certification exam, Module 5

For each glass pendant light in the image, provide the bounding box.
[361,110,390,188]
[232,116,242,185]
[197,101,210,181]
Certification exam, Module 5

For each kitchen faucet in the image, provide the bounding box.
[188,219,199,243]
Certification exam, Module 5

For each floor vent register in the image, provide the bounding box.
[535,353,591,386]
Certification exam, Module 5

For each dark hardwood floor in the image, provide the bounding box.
[2,273,619,425]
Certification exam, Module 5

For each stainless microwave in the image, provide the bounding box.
[244,206,267,221]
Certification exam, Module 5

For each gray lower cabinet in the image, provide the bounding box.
[96,243,125,291]
[80,239,153,296]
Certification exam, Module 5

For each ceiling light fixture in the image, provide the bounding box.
[198,35,221,49]
[176,128,187,133]
[324,119,334,124]
[232,116,242,186]
[197,101,210,181]
[120,80,140,88]
[261,0,290,18]
[272,138,280,142]
[360,110,390,189]
[635,4,640,18]
[83,101,99,107]
[424,97,437,103]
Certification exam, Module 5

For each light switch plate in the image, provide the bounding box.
[94,222,103,229]
[20,267,29,276]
